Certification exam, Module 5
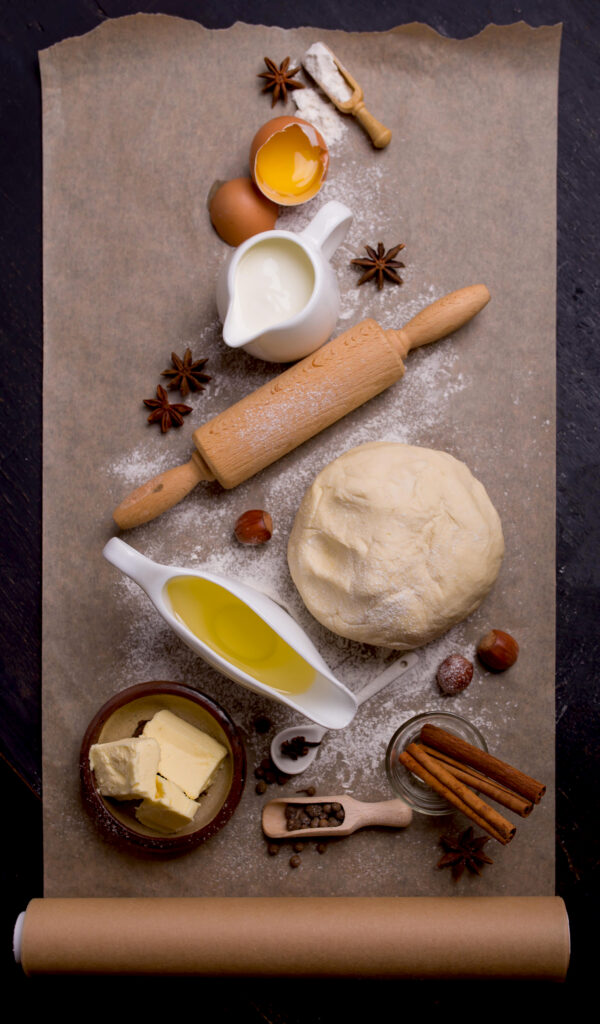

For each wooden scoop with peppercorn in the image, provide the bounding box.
[262,794,412,839]
[113,285,490,529]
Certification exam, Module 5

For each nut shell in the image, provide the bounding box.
[234,509,273,545]
[477,629,519,671]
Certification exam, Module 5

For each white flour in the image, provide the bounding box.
[292,88,347,148]
[303,42,353,105]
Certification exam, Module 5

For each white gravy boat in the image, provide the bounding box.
[103,537,358,730]
[216,200,353,363]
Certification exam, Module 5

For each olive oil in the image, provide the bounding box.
[166,576,315,696]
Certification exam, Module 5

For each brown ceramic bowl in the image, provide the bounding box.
[80,681,246,854]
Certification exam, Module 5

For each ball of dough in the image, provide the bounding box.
[287,443,504,649]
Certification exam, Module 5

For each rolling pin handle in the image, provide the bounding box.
[388,284,491,359]
[112,452,214,530]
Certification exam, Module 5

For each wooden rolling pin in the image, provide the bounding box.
[113,284,490,529]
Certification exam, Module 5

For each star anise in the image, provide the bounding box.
[350,241,406,290]
[161,348,211,398]
[143,385,192,433]
[437,827,494,881]
[257,57,305,107]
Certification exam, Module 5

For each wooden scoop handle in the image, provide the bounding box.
[352,100,392,148]
[113,453,213,530]
[356,798,413,828]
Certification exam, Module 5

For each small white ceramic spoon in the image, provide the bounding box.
[270,652,419,775]
[262,794,412,839]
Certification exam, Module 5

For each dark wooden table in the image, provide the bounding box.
[1,0,598,1004]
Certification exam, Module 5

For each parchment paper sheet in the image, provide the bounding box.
[40,17,561,898]
[20,898,570,980]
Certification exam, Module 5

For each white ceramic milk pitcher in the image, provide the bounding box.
[216,200,353,362]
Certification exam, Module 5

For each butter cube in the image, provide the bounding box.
[142,709,227,799]
[135,776,199,833]
[89,737,160,801]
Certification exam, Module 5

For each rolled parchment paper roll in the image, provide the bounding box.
[16,897,569,980]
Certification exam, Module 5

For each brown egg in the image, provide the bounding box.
[249,116,329,206]
[209,177,279,246]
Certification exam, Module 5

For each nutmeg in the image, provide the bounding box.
[436,653,473,694]
[477,629,519,671]
[234,509,273,545]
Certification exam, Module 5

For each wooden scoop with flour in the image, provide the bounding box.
[113,284,490,529]
[302,42,392,149]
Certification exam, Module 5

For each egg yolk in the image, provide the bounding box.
[255,124,323,199]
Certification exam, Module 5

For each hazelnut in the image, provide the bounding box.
[436,654,473,694]
[234,509,273,545]
[477,629,519,671]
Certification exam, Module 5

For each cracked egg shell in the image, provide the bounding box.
[249,116,329,206]
[209,177,279,247]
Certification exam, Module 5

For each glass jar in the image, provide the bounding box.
[385,711,487,815]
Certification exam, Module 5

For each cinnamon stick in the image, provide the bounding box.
[397,749,513,843]
[420,724,546,804]
[420,745,534,817]
[398,750,504,842]
[401,744,516,844]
